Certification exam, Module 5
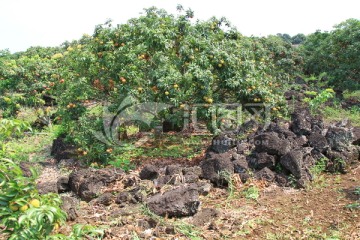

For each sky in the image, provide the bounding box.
[1,0,359,53]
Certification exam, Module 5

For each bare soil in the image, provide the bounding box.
[50,159,359,240]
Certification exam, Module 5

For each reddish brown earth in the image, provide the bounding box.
[55,162,359,240]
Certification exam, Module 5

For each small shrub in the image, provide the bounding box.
[307,88,335,113]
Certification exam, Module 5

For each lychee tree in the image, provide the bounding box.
[0,7,302,162]
[47,7,302,161]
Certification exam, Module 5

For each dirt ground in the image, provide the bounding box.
[52,159,359,240]
[205,167,359,239]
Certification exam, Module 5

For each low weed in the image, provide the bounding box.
[243,186,259,200]
[174,221,202,240]
[345,187,360,211]
[345,202,360,210]
[141,205,202,239]
[219,171,236,199]
[310,158,328,176]
[287,174,297,188]
[108,157,134,172]
[49,224,105,240]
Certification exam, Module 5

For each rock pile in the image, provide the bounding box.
[200,108,359,188]
[49,107,359,219]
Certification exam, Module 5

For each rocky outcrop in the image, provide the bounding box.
[51,136,76,161]
[325,127,353,151]
[254,133,291,156]
[68,168,124,201]
[200,151,234,186]
[57,176,70,193]
[197,106,359,188]
[60,105,359,222]
[210,134,236,153]
[146,184,200,217]
[61,196,79,221]
[139,165,159,180]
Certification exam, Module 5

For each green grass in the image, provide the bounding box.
[108,134,210,169]
[343,90,360,100]
[322,106,360,126]
[16,107,39,123]
[174,221,202,240]
[132,134,210,159]
[3,125,59,162]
